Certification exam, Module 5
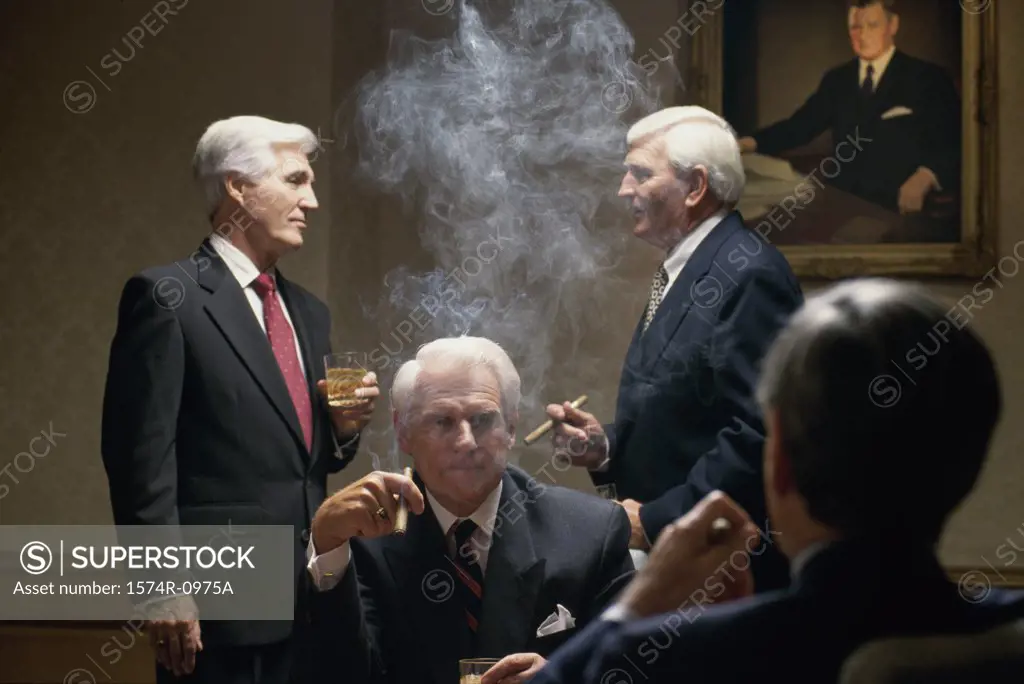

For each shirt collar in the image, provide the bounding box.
[208,232,272,289]
[860,45,896,82]
[426,478,503,540]
[662,208,728,284]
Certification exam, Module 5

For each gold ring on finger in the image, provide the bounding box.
[375,506,388,521]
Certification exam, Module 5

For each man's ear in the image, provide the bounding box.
[765,409,794,497]
[889,13,899,38]
[393,409,410,454]
[224,173,247,205]
[684,166,709,208]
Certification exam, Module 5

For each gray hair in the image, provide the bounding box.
[391,336,522,425]
[625,106,745,205]
[755,278,1000,541]
[192,115,319,216]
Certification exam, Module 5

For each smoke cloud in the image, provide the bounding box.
[338,0,663,444]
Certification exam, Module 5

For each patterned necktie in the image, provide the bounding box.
[861,64,875,97]
[448,519,483,633]
[252,273,313,451]
[642,263,669,334]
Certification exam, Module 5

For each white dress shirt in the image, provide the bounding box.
[858,44,896,90]
[208,232,306,378]
[306,480,504,591]
[661,208,728,295]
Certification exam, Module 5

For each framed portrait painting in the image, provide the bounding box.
[680,0,998,278]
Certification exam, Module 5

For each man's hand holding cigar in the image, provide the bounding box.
[544,401,609,469]
[612,490,760,619]
[310,470,425,555]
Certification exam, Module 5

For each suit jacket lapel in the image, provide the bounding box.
[196,240,308,455]
[383,496,471,684]
[638,214,743,374]
[475,472,546,658]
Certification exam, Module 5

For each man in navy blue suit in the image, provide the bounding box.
[546,105,802,590]
[532,278,1024,684]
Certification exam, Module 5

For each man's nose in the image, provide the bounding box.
[618,175,635,198]
[454,420,477,450]
[299,187,319,211]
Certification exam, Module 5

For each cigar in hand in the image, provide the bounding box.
[523,394,589,445]
[393,466,413,535]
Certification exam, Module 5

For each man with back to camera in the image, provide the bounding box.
[101,115,377,684]
[737,0,960,217]
[545,105,802,590]
[531,278,1024,684]
[292,336,635,684]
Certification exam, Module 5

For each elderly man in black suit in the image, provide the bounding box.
[546,105,802,590]
[532,278,1024,684]
[101,115,377,684]
[296,336,634,684]
[738,0,960,216]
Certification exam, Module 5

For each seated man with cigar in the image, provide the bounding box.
[531,278,1024,684]
[293,336,635,684]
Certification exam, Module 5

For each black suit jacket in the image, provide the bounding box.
[295,466,635,684]
[751,50,961,211]
[531,538,1024,684]
[100,237,357,647]
[591,212,802,590]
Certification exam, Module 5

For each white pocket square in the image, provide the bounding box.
[536,604,576,637]
[881,106,913,120]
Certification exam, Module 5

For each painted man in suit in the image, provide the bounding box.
[738,0,961,216]
[532,278,1024,684]
[295,336,634,684]
[546,106,802,590]
[101,116,377,684]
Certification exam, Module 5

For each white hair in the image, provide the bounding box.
[192,115,319,216]
[391,336,522,425]
[626,106,745,205]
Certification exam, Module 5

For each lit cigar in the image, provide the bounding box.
[523,394,589,445]
[708,517,732,544]
[393,466,413,535]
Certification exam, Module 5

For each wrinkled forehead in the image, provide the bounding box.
[848,4,888,25]
[271,143,313,175]
[408,365,503,415]
[624,135,669,169]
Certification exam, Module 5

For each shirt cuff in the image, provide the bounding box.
[601,603,637,623]
[917,166,941,191]
[306,536,351,591]
[331,427,358,459]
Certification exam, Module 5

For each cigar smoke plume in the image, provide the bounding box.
[341,0,662,437]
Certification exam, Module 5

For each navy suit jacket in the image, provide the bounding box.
[294,466,635,684]
[531,538,1024,684]
[752,50,960,212]
[591,211,802,589]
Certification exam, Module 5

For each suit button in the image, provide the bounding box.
[301,529,310,543]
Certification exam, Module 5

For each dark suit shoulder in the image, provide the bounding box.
[703,216,802,296]
[505,465,629,545]
[892,50,950,78]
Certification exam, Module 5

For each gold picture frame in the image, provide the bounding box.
[682,1,998,279]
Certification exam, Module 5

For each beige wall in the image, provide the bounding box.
[0,0,1020,574]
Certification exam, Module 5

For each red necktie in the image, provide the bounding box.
[448,519,483,633]
[252,273,313,451]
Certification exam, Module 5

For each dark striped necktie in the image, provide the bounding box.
[448,519,484,633]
